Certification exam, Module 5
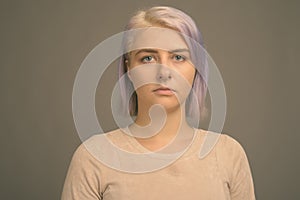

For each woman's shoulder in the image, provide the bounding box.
[217,132,248,160]
[194,129,248,163]
[196,129,246,152]
[70,129,123,162]
[67,129,127,175]
[197,129,251,176]
[81,129,125,147]
[217,132,245,153]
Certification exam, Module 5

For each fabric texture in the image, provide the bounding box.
[61,129,255,200]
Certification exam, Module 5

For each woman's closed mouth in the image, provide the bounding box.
[153,86,175,95]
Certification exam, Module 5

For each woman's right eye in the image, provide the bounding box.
[141,56,154,63]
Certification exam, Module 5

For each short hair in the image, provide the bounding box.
[118,6,208,121]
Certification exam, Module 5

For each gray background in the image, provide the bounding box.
[1,0,299,199]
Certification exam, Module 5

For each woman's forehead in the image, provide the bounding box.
[127,27,188,53]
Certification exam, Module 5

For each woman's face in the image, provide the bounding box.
[126,27,196,112]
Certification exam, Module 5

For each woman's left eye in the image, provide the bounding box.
[173,55,185,61]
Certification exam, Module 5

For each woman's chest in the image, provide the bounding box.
[102,158,231,200]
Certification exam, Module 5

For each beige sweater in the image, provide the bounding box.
[61,129,255,200]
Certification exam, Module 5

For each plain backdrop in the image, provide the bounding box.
[1,0,299,199]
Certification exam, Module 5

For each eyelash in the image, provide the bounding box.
[141,56,155,63]
[173,55,186,61]
[140,55,186,63]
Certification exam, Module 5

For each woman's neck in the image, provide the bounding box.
[129,103,193,142]
[126,103,195,152]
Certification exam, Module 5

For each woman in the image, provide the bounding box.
[62,6,255,200]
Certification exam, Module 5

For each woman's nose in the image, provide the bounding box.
[156,60,172,82]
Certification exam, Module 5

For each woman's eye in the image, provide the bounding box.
[141,56,154,63]
[174,55,185,61]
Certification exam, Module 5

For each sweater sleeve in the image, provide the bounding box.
[61,144,103,200]
[217,135,256,200]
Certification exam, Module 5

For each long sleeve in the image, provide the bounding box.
[61,144,103,200]
[217,135,256,200]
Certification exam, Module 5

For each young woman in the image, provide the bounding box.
[62,6,255,200]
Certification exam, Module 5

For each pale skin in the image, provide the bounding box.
[126,46,196,152]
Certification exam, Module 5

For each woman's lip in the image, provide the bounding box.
[153,87,175,91]
[153,88,175,95]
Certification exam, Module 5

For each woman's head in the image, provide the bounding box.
[119,6,208,121]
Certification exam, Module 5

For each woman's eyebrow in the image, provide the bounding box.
[169,48,190,54]
[134,48,190,56]
[134,49,158,56]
